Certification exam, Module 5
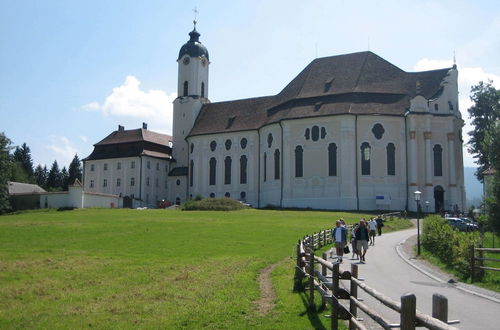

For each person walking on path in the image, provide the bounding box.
[355,219,369,263]
[368,217,377,245]
[376,215,384,236]
[332,219,348,263]
[350,224,359,260]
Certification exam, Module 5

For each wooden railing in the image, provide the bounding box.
[294,228,459,330]
[470,246,500,282]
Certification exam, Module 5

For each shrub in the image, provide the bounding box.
[181,198,247,211]
[422,216,479,279]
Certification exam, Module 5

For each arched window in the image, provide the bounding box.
[267,133,273,148]
[433,144,443,176]
[274,149,280,180]
[209,157,216,185]
[263,152,267,182]
[183,81,188,96]
[295,146,303,177]
[372,124,385,140]
[361,142,371,175]
[328,143,337,176]
[189,160,194,187]
[321,127,327,139]
[305,128,310,140]
[201,82,205,97]
[224,156,232,185]
[240,155,247,184]
[387,143,395,176]
[311,126,319,141]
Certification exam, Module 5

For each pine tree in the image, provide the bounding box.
[34,164,48,188]
[13,143,34,178]
[61,166,69,191]
[46,160,62,191]
[68,154,82,186]
[0,132,12,214]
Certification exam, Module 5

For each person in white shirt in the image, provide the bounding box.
[368,218,377,245]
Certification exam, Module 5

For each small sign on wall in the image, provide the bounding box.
[375,194,391,205]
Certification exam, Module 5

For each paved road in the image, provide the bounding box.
[332,228,500,330]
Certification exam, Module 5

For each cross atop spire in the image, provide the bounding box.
[192,7,198,30]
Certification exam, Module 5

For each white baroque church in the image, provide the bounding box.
[84,25,466,212]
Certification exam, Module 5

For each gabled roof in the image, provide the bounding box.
[8,181,46,195]
[189,51,452,137]
[95,128,171,146]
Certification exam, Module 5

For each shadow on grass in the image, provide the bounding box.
[296,291,327,330]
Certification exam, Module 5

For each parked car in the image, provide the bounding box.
[445,217,469,231]
[461,217,479,231]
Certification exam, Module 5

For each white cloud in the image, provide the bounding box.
[414,59,500,167]
[46,136,78,166]
[79,135,88,143]
[81,101,100,111]
[82,75,176,134]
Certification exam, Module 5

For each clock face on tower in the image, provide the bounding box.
[183,57,190,65]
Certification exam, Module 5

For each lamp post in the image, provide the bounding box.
[414,190,422,256]
[425,200,430,216]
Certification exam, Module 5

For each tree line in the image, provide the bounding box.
[0,132,82,213]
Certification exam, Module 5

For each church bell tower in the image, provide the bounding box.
[172,22,210,166]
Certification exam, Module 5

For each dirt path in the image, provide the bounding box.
[254,258,288,316]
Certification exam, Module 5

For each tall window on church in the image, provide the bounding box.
[240,155,247,184]
[224,156,232,185]
[209,157,216,185]
[274,149,280,180]
[387,143,396,176]
[361,142,371,175]
[201,82,205,97]
[433,144,443,176]
[295,146,303,177]
[189,160,194,187]
[263,153,267,182]
[328,143,337,176]
[183,81,188,96]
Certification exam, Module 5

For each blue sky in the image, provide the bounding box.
[1,0,499,169]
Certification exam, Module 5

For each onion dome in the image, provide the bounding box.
[178,26,209,61]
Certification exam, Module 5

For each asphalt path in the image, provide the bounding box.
[333,228,500,330]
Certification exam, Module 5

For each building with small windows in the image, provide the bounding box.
[166,25,466,212]
[83,123,172,208]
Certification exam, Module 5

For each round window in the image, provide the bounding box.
[209,193,215,198]
[176,179,181,186]
[225,139,232,150]
[225,192,230,198]
[240,138,248,149]
[210,141,217,151]
[372,123,385,140]
[240,191,246,199]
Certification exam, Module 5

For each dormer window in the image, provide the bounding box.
[183,81,188,96]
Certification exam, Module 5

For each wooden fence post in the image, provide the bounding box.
[400,293,416,330]
[308,247,315,311]
[294,240,303,292]
[323,230,327,247]
[432,293,448,323]
[331,262,339,330]
[349,263,358,330]
[470,245,475,283]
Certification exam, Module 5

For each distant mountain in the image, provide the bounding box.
[464,166,483,207]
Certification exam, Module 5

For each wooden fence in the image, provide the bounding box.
[470,246,500,282]
[294,228,460,330]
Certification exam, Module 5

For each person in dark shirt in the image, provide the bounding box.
[376,215,384,236]
[355,219,369,263]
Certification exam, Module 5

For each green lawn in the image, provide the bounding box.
[0,208,411,329]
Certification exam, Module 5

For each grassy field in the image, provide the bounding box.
[0,208,411,329]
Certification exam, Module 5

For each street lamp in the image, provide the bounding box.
[425,200,430,215]
[414,190,422,256]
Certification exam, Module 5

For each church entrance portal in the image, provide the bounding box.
[434,186,444,213]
